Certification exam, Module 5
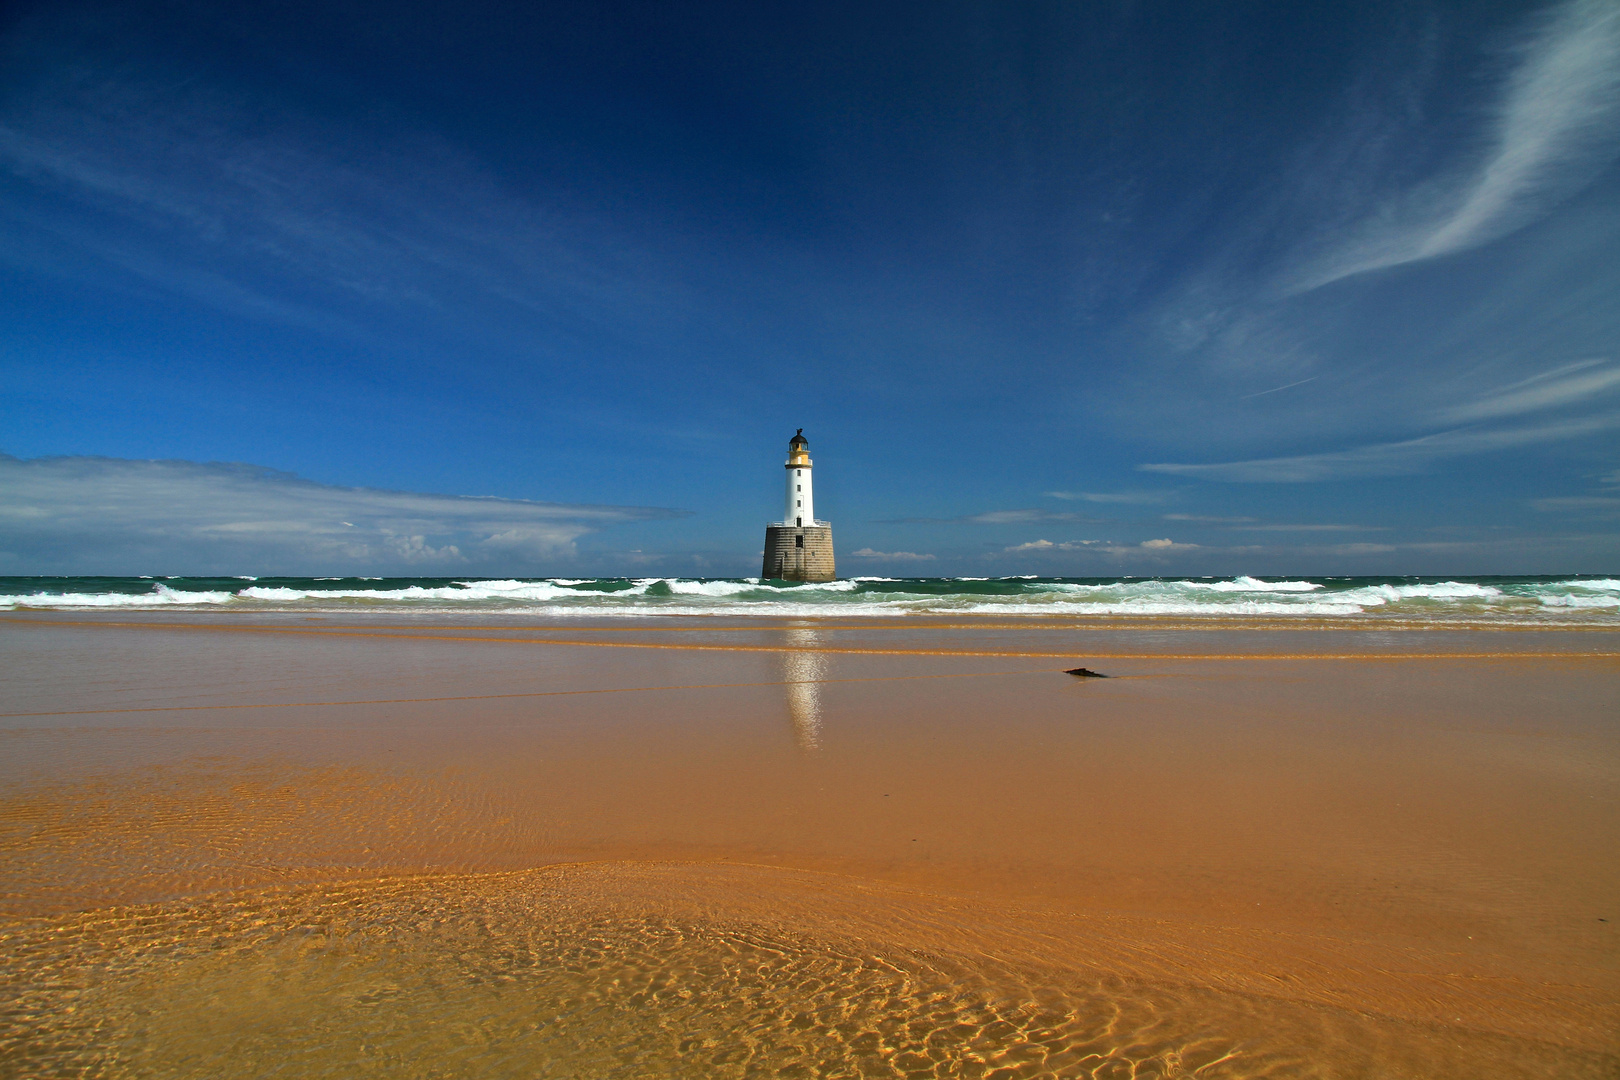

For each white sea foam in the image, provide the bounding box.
[0,584,234,609]
[1041,577,1324,597]
[660,579,764,596]
[239,581,585,603]
[1335,581,1503,604]
[941,599,1372,617]
[1549,578,1620,591]
[1538,593,1620,608]
[2,575,1615,621]
[1180,576,1324,593]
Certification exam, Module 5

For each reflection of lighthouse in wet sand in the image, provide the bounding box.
[762,430,835,582]
[782,627,825,750]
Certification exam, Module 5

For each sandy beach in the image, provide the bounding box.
[2,612,1616,1077]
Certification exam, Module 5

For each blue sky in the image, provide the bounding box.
[2,0,1617,576]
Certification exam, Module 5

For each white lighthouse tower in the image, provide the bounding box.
[784,429,815,526]
[762,429,835,582]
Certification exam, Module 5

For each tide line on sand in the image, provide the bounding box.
[4,616,1618,662]
[0,669,1037,719]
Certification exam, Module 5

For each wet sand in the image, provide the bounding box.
[1,613,1617,1077]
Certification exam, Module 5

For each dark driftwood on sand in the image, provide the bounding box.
[1064,667,1107,678]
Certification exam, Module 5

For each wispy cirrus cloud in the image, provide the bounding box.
[1289,0,1620,293]
[0,30,673,348]
[964,509,1098,525]
[1163,514,1256,524]
[1530,495,1620,515]
[1142,411,1620,483]
[0,454,682,574]
[1162,514,1380,531]
[1440,358,1620,422]
[1116,0,1620,476]
[879,509,1106,526]
[1242,525,1384,533]
[1044,490,1167,504]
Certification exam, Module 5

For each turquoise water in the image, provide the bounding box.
[2,574,1616,621]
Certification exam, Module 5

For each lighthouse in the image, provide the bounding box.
[762,429,836,582]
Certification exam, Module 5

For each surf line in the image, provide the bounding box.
[3,617,1616,662]
[260,620,1620,634]
[0,669,1034,719]
[13,615,1618,634]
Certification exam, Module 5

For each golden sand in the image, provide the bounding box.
[1,614,1616,1077]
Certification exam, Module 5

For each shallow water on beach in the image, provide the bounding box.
[1,613,1617,1077]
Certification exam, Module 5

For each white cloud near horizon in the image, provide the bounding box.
[1002,539,1106,552]
[849,548,935,561]
[1115,538,1200,555]
[0,454,683,574]
[999,538,1193,555]
[1290,0,1620,292]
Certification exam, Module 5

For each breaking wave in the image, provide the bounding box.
[2,575,1616,622]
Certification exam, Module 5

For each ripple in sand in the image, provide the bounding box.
[3,865,1609,1080]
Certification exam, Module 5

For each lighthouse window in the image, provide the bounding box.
[796,484,801,491]
[795,535,804,548]
[796,500,801,506]
[795,470,801,477]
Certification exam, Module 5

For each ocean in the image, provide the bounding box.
[3,574,1617,621]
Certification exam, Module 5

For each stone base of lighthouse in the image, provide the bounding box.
[762,525,835,582]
